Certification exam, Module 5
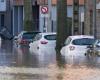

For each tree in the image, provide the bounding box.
[24,0,34,31]
[56,0,69,52]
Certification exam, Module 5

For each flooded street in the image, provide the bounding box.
[0,41,100,80]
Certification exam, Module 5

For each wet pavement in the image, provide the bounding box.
[0,40,100,80]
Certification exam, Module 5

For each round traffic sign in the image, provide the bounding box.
[41,6,48,14]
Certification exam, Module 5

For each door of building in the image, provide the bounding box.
[32,2,39,31]
[1,14,4,27]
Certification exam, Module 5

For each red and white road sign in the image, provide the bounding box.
[41,6,48,14]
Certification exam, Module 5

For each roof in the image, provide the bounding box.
[69,35,94,40]
[13,0,84,6]
[39,32,56,36]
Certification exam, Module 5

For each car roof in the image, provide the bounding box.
[69,35,94,40]
[22,31,40,33]
[18,31,41,35]
[38,32,56,36]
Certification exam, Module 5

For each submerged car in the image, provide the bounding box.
[85,39,100,56]
[15,31,40,46]
[29,32,56,53]
[60,35,95,56]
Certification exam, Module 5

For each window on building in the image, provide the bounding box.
[1,0,4,2]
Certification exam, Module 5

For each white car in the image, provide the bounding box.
[29,33,56,54]
[60,35,95,56]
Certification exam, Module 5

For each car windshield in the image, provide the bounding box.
[72,38,95,45]
[22,32,40,39]
[44,34,56,40]
[64,37,72,45]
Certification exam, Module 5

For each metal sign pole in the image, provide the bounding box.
[43,0,46,32]
[93,0,96,39]
[41,6,48,32]
[43,16,46,32]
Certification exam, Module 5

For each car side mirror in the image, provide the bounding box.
[14,36,18,40]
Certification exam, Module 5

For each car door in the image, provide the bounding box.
[60,37,72,55]
[31,34,42,53]
[43,34,56,48]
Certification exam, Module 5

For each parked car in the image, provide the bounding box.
[60,35,95,56]
[85,39,100,56]
[15,31,40,46]
[29,32,56,53]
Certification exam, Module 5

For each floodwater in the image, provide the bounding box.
[0,40,100,80]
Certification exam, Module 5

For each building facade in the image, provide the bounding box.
[84,0,100,38]
[96,0,100,38]
[12,0,39,35]
[12,0,84,36]
[0,0,12,34]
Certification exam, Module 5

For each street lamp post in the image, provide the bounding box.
[93,0,96,39]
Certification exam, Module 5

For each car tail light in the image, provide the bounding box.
[69,46,75,51]
[41,41,48,44]
[20,40,28,44]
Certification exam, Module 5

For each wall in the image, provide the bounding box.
[0,0,6,12]
[0,0,12,34]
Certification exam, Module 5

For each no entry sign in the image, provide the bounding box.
[41,6,48,14]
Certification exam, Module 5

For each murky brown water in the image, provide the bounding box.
[0,40,100,80]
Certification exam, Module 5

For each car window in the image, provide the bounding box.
[22,32,40,39]
[32,32,40,38]
[28,32,40,38]
[64,37,72,45]
[22,33,33,39]
[44,34,56,40]
[34,34,42,41]
[96,40,100,46]
[72,38,95,45]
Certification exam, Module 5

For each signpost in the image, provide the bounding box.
[41,6,48,32]
[41,6,48,14]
